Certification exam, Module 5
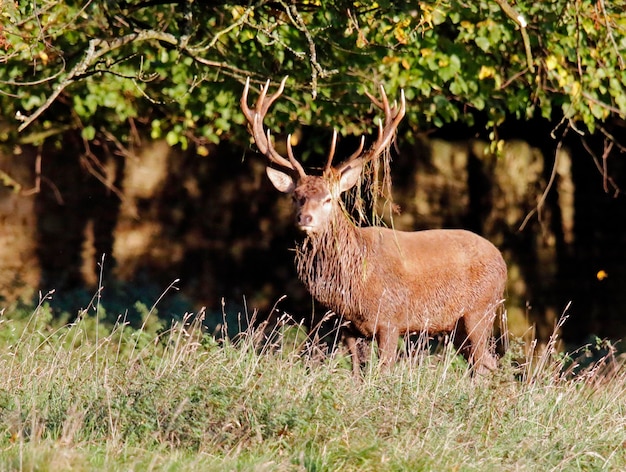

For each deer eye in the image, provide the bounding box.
[322,196,332,205]
[293,195,306,206]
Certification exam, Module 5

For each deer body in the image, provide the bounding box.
[300,225,506,340]
[242,78,507,374]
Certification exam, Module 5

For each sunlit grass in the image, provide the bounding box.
[0,291,625,471]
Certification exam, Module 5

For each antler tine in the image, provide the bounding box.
[346,135,366,162]
[241,76,295,171]
[364,84,404,125]
[324,129,338,175]
[334,135,365,174]
[286,134,307,179]
[364,84,391,119]
[362,87,406,163]
[257,77,287,116]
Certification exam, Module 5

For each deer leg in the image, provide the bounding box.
[376,324,399,369]
[464,309,497,375]
[342,329,361,376]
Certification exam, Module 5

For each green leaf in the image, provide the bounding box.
[81,126,96,141]
[151,120,162,139]
[165,130,179,147]
[475,36,490,52]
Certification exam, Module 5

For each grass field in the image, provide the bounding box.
[0,292,625,471]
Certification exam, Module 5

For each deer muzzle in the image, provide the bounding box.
[297,212,315,232]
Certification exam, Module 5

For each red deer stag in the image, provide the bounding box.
[241,77,507,375]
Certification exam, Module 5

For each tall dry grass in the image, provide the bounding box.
[0,290,624,471]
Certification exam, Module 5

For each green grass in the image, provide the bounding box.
[0,293,625,471]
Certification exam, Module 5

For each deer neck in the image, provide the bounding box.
[295,207,366,313]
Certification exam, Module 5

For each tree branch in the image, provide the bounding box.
[598,0,625,70]
[492,0,535,72]
[17,29,250,132]
[284,2,322,99]
[17,32,148,132]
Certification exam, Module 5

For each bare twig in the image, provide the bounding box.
[17,125,73,144]
[500,68,529,89]
[21,149,42,197]
[580,136,621,196]
[80,150,125,202]
[283,2,323,99]
[582,91,623,115]
[574,1,584,78]
[204,3,254,51]
[602,140,613,193]
[21,145,64,204]
[492,0,535,72]
[598,0,625,70]
[519,128,568,231]
[0,56,66,86]
[598,124,626,153]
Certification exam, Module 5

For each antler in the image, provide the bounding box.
[241,77,306,178]
[243,78,405,178]
[330,85,405,175]
[363,85,406,162]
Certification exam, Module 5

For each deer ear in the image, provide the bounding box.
[338,158,363,193]
[266,167,295,193]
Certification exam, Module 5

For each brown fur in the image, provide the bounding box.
[274,169,507,375]
[241,78,506,374]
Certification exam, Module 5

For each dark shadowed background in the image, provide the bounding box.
[1,117,625,350]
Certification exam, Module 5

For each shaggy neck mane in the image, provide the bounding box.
[295,206,367,315]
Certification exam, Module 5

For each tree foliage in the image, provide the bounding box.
[1,0,625,155]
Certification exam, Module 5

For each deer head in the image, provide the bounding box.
[241,77,406,233]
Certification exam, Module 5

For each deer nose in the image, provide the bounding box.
[298,213,313,226]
